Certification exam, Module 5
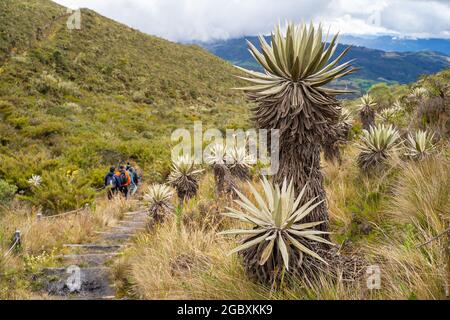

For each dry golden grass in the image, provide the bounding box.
[115,150,449,300]
[1,196,136,255]
[365,154,449,299]
[0,195,140,299]
[323,146,359,231]
[113,219,275,300]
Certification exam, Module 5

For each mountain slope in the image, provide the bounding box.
[198,36,450,90]
[0,0,248,210]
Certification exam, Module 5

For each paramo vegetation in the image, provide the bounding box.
[0,0,449,300]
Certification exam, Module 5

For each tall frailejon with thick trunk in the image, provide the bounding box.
[237,22,356,230]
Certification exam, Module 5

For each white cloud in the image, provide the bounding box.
[53,0,450,41]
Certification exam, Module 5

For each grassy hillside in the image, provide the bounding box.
[0,0,249,212]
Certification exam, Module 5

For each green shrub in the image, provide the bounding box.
[0,179,17,205]
[21,169,95,214]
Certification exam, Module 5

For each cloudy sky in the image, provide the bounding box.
[53,0,450,42]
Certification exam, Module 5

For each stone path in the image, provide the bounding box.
[40,210,148,300]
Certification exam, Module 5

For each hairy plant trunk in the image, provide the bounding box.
[172,177,199,203]
[323,143,342,164]
[360,108,375,130]
[247,88,342,235]
[214,164,236,196]
[229,164,250,181]
[274,140,328,232]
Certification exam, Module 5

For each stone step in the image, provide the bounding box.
[57,253,119,267]
[63,244,124,253]
[118,220,147,227]
[95,231,135,241]
[40,267,115,299]
[123,215,148,223]
[123,210,147,215]
[111,225,146,233]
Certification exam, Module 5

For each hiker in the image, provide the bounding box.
[115,165,131,199]
[104,166,119,200]
[126,163,140,196]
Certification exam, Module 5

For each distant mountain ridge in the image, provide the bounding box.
[339,35,450,56]
[197,36,450,91]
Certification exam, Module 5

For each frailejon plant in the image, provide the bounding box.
[357,124,402,172]
[27,174,42,187]
[168,155,204,202]
[404,130,436,160]
[323,107,353,164]
[409,87,428,102]
[205,143,235,195]
[144,184,174,223]
[358,94,376,130]
[377,103,402,124]
[227,146,254,180]
[237,22,356,231]
[219,177,333,284]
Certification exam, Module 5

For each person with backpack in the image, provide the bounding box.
[126,163,140,196]
[115,165,131,199]
[104,166,119,200]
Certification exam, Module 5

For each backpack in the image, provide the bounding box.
[118,171,131,187]
[105,174,117,189]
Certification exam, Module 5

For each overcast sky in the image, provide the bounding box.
[53,0,450,42]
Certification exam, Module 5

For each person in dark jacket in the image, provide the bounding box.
[104,166,118,200]
[126,163,140,196]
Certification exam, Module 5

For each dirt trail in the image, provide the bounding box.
[40,210,148,300]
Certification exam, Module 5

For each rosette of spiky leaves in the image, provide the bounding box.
[404,130,435,160]
[204,142,227,166]
[409,87,428,101]
[226,146,255,180]
[340,107,353,126]
[377,104,402,124]
[237,22,356,139]
[219,177,332,283]
[168,155,204,201]
[205,143,235,194]
[357,124,401,172]
[237,22,356,231]
[144,184,174,223]
[28,174,42,187]
[358,94,376,130]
